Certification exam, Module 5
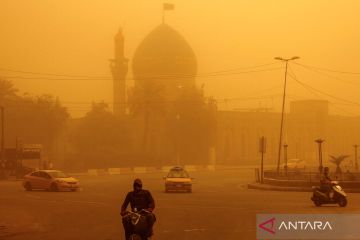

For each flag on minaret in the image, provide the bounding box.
[163,3,175,10]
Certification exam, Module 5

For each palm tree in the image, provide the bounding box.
[128,82,165,152]
[329,155,350,174]
[0,78,18,104]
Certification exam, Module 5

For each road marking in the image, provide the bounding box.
[158,205,248,211]
[63,200,105,205]
[184,228,206,232]
[24,195,105,206]
[25,194,41,199]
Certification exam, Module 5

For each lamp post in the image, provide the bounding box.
[274,56,300,174]
[175,114,180,166]
[315,139,325,173]
[354,144,359,170]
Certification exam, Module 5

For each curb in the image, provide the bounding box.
[247,183,311,192]
[247,183,360,193]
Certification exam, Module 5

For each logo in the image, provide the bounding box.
[259,217,276,235]
[278,221,332,231]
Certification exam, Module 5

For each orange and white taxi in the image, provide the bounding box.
[164,167,193,193]
[23,170,80,192]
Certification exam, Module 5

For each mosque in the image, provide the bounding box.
[110,23,197,115]
[108,22,360,168]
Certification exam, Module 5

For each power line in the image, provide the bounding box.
[287,67,360,107]
[0,62,280,80]
[1,67,282,81]
[2,93,284,107]
[288,66,360,116]
[294,62,360,75]
[293,63,360,86]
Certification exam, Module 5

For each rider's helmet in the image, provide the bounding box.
[133,178,143,191]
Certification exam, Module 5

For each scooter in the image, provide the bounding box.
[311,181,347,207]
[122,209,152,240]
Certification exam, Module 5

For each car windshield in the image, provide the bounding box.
[47,171,68,178]
[168,170,189,178]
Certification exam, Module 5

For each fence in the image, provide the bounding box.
[263,169,360,183]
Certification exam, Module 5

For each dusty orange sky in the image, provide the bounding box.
[0,0,359,117]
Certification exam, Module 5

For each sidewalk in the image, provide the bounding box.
[247,182,360,193]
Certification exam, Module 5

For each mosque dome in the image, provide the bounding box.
[132,24,197,83]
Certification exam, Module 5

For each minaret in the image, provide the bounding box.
[110,28,128,115]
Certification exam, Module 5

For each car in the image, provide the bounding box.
[164,166,192,193]
[284,159,306,170]
[23,170,80,192]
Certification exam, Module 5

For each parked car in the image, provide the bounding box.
[164,166,193,193]
[284,159,306,170]
[23,170,80,192]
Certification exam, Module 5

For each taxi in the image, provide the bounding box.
[164,166,192,193]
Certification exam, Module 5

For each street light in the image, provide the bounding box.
[175,114,180,166]
[275,56,300,174]
[274,56,300,61]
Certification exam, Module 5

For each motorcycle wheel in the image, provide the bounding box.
[338,197,347,207]
[129,234,142,240]
[313,197,322,207]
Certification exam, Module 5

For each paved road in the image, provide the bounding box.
[1,169,360,240]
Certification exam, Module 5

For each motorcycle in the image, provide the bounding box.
[311,181,347,207]
[122,209,152,240]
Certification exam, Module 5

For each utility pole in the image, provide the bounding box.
[259,136,267,183]
[0,106,4,179]
[1,106,4,165]
[274,56,300,174]
[315,139,325,173]
[354,144,359,170]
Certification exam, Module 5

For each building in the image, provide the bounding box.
[216,100,360,168]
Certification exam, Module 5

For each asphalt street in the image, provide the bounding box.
[1,169,360,240]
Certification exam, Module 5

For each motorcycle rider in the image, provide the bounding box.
[320,167,332,198]
[121,178,156,239]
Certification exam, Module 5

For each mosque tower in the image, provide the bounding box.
[110,28,128,115]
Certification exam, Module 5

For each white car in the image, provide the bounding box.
[284,159,306,170]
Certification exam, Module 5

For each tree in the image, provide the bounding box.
[329,155,350,174]
[71,101,131,168]
[6,94,69,159]
[170,87,217,164]
[128,82,165,152]
[0,78,69,166]
[0,78,19,104]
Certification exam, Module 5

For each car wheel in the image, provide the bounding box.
[24,182,32,191]
[338,197,347,207]
[50,183,59,192]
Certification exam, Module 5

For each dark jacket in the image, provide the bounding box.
[320,174,332,185]
[121,189,155,213]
